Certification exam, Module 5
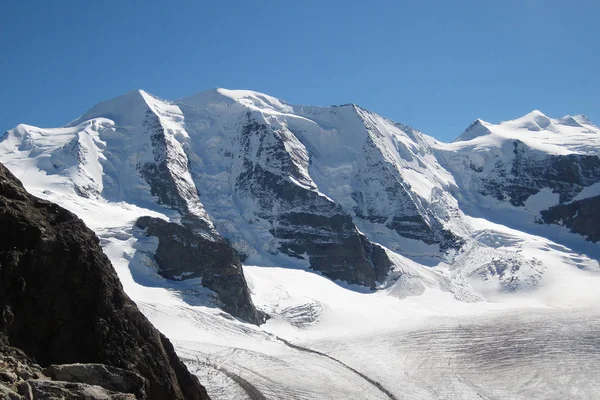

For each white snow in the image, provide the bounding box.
[444,109,600,156]
[524,187,560,213]
[573,180,600,201]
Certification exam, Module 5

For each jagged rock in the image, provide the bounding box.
[16,381,32,399]
[540,195,600,242]
[1,370,17,383]
[43,364,147,399]
[15,368,34,381]
[233,119,393,287]
[486,141,600,206]
[450,139,600,208]
[26,380,136,399]
[0,382,22,400]
[135,216,265,325]
[0,163,210,400]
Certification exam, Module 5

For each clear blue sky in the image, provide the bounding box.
[1,0,598,142]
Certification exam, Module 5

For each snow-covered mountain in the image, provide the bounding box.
[435,110,600,241]
[2,89,600,399]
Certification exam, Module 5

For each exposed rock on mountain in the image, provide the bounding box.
[541,195,600,242]
[135,216,265,324]
[478,141,600,206]
[0,163,209,399]
[438,110,600,211]
[231,116,393,287]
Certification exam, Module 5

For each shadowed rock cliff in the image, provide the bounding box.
[0,162,210,399]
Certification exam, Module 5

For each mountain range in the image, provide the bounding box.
[1,88,599,399]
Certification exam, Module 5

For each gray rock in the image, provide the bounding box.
[0,382,22,400]
[27,379,136,399]
[43,364,147,399]
[15,368,34,381]
[16,381,32,400]
[0,370,18,383]
[137,110,213,233]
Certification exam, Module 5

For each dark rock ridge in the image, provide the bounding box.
[480,140,600,206]
[0,163,209,399]
[138,108,212,232]
[540,195,600,242]
[135,216,265,325]
[234,118,392,288]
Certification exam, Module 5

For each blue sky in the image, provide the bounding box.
[1,0,598,142]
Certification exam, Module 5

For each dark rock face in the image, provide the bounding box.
[480,140,600,206]
[135,216,265,325]
[540,195,600,242]
[139,110,190,214]
[0,163,210,400]
[277,209,391,287]
[234,120,392,288]
[138,109,212,232]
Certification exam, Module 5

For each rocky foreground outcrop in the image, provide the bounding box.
[0,163,209,399]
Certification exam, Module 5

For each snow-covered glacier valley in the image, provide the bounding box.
[1,89,599,399]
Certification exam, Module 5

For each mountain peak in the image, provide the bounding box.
[569,114,596,128]
[178,88,291,114]
[453,118,493,142]
[524,109,547,118]
[557,115,588,128]
[501,110,555,132]
[68,89,153,127]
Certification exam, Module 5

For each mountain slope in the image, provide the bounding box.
[435,110,600,219]
[0,90,263,324]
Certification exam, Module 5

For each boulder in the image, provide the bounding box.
[43,364,147,399]
[27,379,136,399]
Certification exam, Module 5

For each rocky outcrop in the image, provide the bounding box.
[25,380,137,399]
[0,163,210,399]
[43,364,147,398]
[540,195,600,242]
[480,140,600,206]
[134,216,265,325]
[0,338,141,399]
[233,119,392,288]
